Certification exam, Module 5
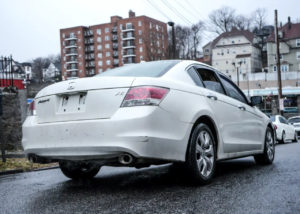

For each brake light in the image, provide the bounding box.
[121,86,169,107]
[28,100,36,116]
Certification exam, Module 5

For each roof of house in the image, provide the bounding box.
[211,28,255,48]
[267,22,300,42]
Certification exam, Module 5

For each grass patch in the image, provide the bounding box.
[0,158,58,172]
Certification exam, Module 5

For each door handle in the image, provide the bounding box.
[207,95,218,100]
[238,105,246,111]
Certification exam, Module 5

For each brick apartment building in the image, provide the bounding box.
[60,10,168,79]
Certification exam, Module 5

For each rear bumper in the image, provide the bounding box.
[22,106,192,162]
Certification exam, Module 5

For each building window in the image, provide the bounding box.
[62,33,65,38]
[140,56,143,61]
[98,69,103,73]
[97,45,102,50]
[232,40,235,44]
[119,24,123,30]
[98,61,103,66]
[138,21,142,26]
[296,39,300,47]
[97,37,102,42]
[281,64,289,72]
[70,32,75,38]
[156,25,159,31]
[157,41,160,47]
[139,47,143,52]
[105,35,109,41]
[106,52,110,57]
[150,22,152,29]
[138,30,142,35]
[275,54,283,61]
[126,23,132,29]
[105,27,109,33]
[77,31,81,34]
[139,38,142,44]
[297,52,300,60]
[227,49,229,54]
[97,29,101,35]
[273,66,277,72]
[98,53,102,58]
[106,60,111,65]
[105,44,110,49]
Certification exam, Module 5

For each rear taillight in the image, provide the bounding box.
[274,125,277,130]
[121,86,169,107]
[28,100,36,116]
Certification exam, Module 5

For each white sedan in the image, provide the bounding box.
[22,60,275,184]
[271,115,297,143]
[288,116,300,139]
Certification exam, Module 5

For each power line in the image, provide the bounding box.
[160,0,193,25]
[145,0,172,21]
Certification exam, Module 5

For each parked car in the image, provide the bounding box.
[270,115,297,143]
[22,60,275,184]
[287,116,300,138]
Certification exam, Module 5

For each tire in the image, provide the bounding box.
[185,123,217,184]
[254,127,275,165]
[59,161,101,180]
[280,131,286,144]
[292,132,298,143]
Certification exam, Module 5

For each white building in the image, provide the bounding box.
[21,62,32,80]
[43,62,61,82]
[211,28,262,80]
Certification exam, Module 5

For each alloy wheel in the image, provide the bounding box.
[266,130,275,160]
[196,130,215,178]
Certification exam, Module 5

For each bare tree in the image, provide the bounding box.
[208,6,236,34]
[234,15,253,31]
[252,8,267,30]
[190,21,205,59]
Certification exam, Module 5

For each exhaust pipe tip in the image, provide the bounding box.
[118,154,134,165]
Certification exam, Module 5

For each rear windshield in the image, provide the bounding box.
[288,117,300,123]
[270,116,275,122]
[96,60,180,77]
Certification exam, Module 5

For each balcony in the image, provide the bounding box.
[122,36,135,41]
[66,68,78,72]
[112,27,118,33]
[85,39,94,45]
[121,27,135,32]
[123,54,136,58]
[65,36,77,41]
[113,44,118,50]
[66,60,78,64]
[112,35,118,41]
[84,30,93,37]
[123,45,135,49]
[66,71,78,77]
[65,44,78,49]
[65,51,78,56]
[85,47,94,53]
[85,62,95,68]
[85,55,95,60]
[113,52,118,58]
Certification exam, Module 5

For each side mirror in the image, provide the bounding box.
[250,96,262,106]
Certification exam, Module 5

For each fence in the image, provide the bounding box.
[0,56,14,88]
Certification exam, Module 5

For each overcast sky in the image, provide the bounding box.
[1,0,299,62]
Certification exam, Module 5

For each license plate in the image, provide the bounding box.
[57,93,87,114]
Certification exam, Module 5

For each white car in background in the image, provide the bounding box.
[22,60,275,184]
[270,115,297,143]
[288,116,300,139]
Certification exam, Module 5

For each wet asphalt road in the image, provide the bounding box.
[1,142,300,214]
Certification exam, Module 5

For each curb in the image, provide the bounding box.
[0,166,59,176]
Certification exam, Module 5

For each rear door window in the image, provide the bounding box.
[219,75,248,104]
[194,68,225,94]
[187,67,204,87]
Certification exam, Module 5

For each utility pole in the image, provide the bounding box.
[168,22,176,59]
[274,9,283,115]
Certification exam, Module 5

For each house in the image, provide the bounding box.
[21,62,32,80]
[266,17,300,73]
[207,28,262,81]
[43,62,61,82]
[200,42,212,65]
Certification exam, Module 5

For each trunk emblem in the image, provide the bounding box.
[67,82,75,90]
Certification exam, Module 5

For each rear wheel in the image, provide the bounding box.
[292,132,298,143]
[59,161,101,179]
[254,127,275,165]
[280,131,286,144]
[186,123,216,184]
